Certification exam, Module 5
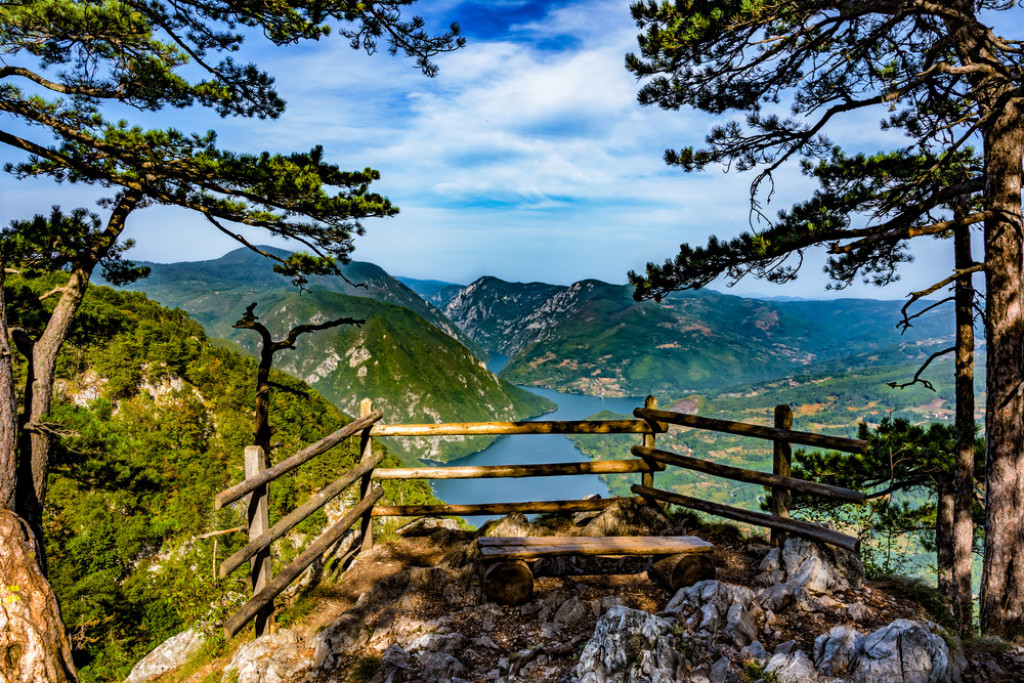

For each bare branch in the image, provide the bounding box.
[887,346,955,391]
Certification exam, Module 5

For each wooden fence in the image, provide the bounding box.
[214,396,867,638]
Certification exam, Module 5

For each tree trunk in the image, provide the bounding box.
[952,220,977,634]
[13,193,138,532]
[255,343,274,455]
[979,103,1024,639]
[15,267,89,530]
[0,509,78,682]
[936,475,954,601]
[0,270,17,510]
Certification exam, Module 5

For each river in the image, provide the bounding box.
[431,354,649,527]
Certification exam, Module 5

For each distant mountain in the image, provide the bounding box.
[441,276,955,397]
[111,249,552,461]
[397,277,464,309]
[443,277,565,356]
[116,247,485,360]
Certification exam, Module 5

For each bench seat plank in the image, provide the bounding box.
[478,535,712,559]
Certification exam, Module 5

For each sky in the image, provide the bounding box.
[0,0,993,299]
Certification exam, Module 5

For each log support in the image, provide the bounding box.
[244,445,274,636]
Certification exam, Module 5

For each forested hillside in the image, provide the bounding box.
[117,247,485,359]
[437,276,955,397]
[37,283,436,681]
[114,249,553,462]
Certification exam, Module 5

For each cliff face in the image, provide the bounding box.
[130,502,1023,682]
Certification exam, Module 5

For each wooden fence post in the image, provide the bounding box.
[641,395,657,489]
[244,445,274,635]
[771,404,793,547]
[359,399,375,552]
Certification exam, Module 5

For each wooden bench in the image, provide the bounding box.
[477,535,714,604]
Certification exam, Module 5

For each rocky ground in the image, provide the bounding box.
[133,500,1024,683]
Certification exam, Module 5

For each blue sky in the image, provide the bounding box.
[0,0,988,298]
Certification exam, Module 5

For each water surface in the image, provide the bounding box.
[434,354,649,526]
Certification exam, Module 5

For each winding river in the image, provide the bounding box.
[432,354,648,527]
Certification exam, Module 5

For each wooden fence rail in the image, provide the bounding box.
[219,451,385,578]
[222,486,384,638]
[633,407,868,454]
[369,418,665,437]
[371,458,661,481]
[217,394,870,639]
[214,411,383,510]
[630,445,865,504]
[633,484,860,553]
[371,497,619,518]
[216,408,384,639]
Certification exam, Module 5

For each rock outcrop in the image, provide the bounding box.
[573,606,683,683]
[127,513,1005,682]
[124,629,203,683]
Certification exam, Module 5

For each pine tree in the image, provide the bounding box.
[626,0,1023,638]
[0,2,462,677]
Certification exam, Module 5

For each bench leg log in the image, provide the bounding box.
[481,560,534,606]
[648,553,715,593]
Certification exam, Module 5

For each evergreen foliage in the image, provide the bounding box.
[624,0,1024,637]
[1,0,463,283]
[789,419,985,579]
[33,283,434,680]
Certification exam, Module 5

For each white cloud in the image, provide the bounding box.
[0,0,960,299]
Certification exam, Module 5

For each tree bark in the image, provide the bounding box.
[952,220,977,634]
[14,193,139,532]
[979,102,1024,639]
[0,509,78,682]
[15,266,90,530]
[0,271,17,510]
[936,475,954,601]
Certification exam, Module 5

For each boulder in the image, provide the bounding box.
[395,517,462,537]
[553,596,591,626]
[482,513,544,538]
[573,605,683,683]
[664,580,762,646]
[368,644,415,683]
[124,629,203,683]
[766,648,819,683]
[848,619,954,683]
[813,624,861,677]
[577,498,672,538]
[756,536,862,593]
[223,629,314,683]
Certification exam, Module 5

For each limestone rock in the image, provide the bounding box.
[664,580,762,646]
[124,629,203,683]
[766,648,819,683]
[756,536,862,593]
[368,644,415,683]
[739,640,769,666]
[223,630,313,683]
[553,596,590,626]
[577,498,672,538]
[813,624,861,677]
[848,619,953,683]
[573,605,683,683]
[396,517,462,537]
[483,513,544,538]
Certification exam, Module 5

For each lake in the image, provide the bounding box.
[432,354,649,526]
